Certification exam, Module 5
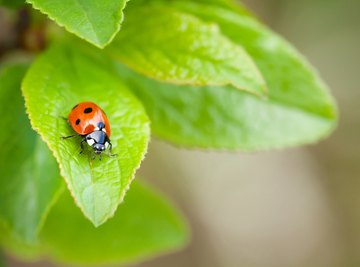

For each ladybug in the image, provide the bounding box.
[62,102,116,158]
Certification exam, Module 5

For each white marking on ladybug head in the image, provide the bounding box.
[105,141,109,149]
[94,127,100,131]
[102,128,107,133]
[87,138,95,146]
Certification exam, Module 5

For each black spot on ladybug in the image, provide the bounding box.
[76,119,81,125]
[72,104,79,110]
[84,107,93,114]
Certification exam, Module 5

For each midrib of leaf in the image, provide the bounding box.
[64,52,132,220]
[23,43,151,226]
[72,0,101,44]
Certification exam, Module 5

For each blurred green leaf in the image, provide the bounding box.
[115,1,337,150]
[0,64,63,244]
[0,180,188,265]
[0,0,25,8]
[117,62,336,150]
[40,181,189,265]
[26,0,128,48]
[0,223,41,260]
[108,5,267,96]
[186,0,251,14]
[130,0,249,13]
[0,250,4,267]
[22,43,150,227]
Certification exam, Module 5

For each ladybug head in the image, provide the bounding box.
[86,131,109,155]
[93,143,105,154]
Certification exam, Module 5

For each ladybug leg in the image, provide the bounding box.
[108,142,118,158]
[79,138,86,154]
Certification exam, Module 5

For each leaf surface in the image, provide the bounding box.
[22,43,150,226]
[0,181,188,265]
[117,60,336,150]
[0,64,63,243]
[26,0,128,48]
[39,181,189,265]
[172,1,337,118]
[108,5,266,96]
[114,1,337,150]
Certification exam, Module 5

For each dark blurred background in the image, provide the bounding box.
[5,0,360,266]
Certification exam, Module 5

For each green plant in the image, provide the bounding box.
[0,0,337,266]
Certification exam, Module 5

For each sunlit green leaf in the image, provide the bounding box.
[26,0,128,48]
[39,181,189,265]
[0,64,63,244]
[22,43,150,226]
[108,5,266,96]
[171,1,337,119]
[113,1,337,150]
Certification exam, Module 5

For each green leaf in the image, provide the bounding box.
[0,0,25,8]
[39,181,189,266]
[0,64,63,244]
[22,43,150,226]
[26,0,128,48]
[171,2,337,120]
[117,61,336,150]
[114,1,337,150]
[108,5,267,96]
[0,180,188,265]
[0,250,4,267]
[185,0,251,14]
[0,223,41,260]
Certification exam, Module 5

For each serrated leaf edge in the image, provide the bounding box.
[26,0,129,48]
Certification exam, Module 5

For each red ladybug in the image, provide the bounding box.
[62,102,115,158]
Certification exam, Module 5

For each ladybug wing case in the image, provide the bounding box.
[68,102,111,137]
